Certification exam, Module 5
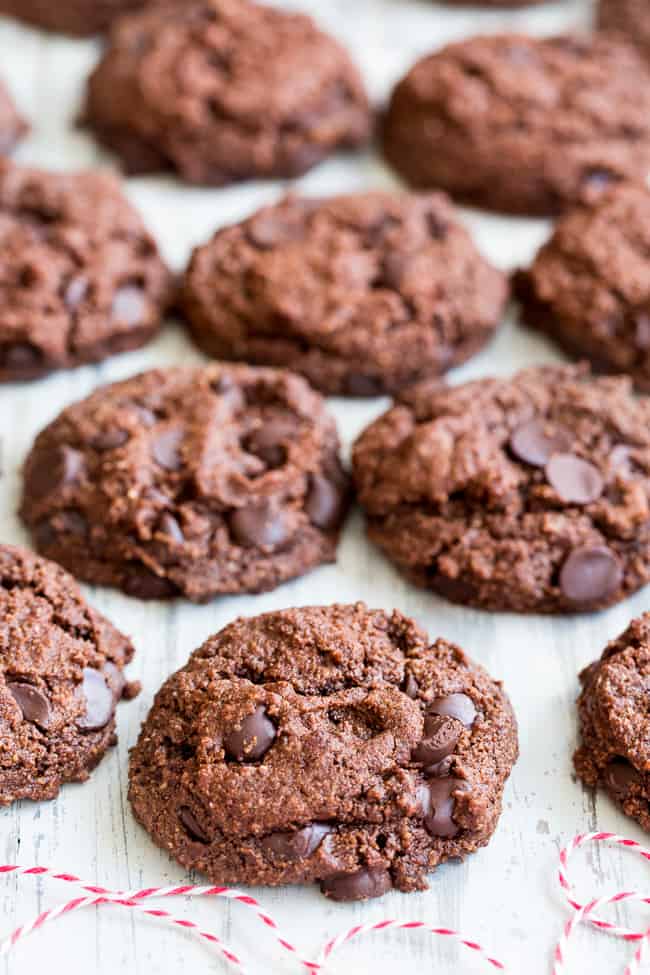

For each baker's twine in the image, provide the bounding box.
[1,832,649,972]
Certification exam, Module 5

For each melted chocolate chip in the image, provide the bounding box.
[509,418,571,467]
[179,806,211,843]
[559,545,622,604]
[545,453,604,504]
[92,428,129,450]
[112,285,146,325]
[403,672,419,699]
[244,417,297,468]
[223,705,276,762]
[305,474,346,530]
[345,373,384,397]
[412,714,461,768]
[429,693,477,728]
[320,866,392,902]
[229,501,293,549]
[261,823,331,861]
[604,758,642,795]
[123,568,178,600]
[152,429,183,471]
[2,342,42,369]
[8,682,52,729]
[77,668,114,731]
[419,777,468,838]
[29,444,84,500]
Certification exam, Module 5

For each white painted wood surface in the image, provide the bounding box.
[3,1,649,972]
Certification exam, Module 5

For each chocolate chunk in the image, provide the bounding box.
[261,823,331,861]
[604,758,643,795]
[223,705,276,762]
[305,474,346,530]
[230,501,293,549]
[2,342,42,369]
[320,866,392,902]
[429,693,476,728]
[345,373,385,397]
[112,285,146,325]
[123,568,178,600]
[28,444,84,500]
[8,681,52,729]
[509,418,571,467]
[77,667,114,731]
[412,714,461,767]
[403,672,419,699]
[244,417,297,468]
[179,806,211,843]
[559,545,623,604]
[92,428,129,450]
[545,453,604,504]
[419,777,467,838]
[152,429,183,471]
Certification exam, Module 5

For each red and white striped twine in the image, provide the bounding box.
[2,832,650,972]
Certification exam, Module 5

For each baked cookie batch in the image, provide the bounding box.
[1,0,648,905]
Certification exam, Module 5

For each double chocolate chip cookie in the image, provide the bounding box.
[514,185,650,391]
[20,364,349,601]
[0,81,26,155]
[598,0,650,65]
[0,161,172,382]
[129,603,518,899]
[383,34,650,216]
[182,192,508,397]
[83,0,370,185]
[0,0,150,35]
[353,364,650,613]
[575,612,650,832]
[0,544,136,805]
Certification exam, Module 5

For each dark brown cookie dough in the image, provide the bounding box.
[0,81,27,154]
[129,603,518,899]
[382,33,650,216]
[82,0,370,186]
[181,192,508,397]
[353,364,650,613]
[575,612,650,831]
[0,544,136,806]
[514,184,650,391]
[0,160,172,383]
[0,0,151,35]
[598,0,650,65]
[20,363,349,602]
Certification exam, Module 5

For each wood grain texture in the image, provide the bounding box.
[3,2,647,973]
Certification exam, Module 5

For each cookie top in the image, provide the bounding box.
[574,612,650,831]
[0,544,136,806]
[182,192,508,397]
[353,364,650,613]
[20,364,349,602]
[382,33,650,216]
[598,0,650,64]
[0,161,172,382]
[0,80,27,154]
[82,0,370,185]
[514,185,650,391]
[129,603,517,899]
[0,0,148,35]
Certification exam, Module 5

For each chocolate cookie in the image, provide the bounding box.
[0,544,136,805]
[382,34,650,216]
[182,192,508,397]
[129,603,518,899]
[82,0,370,186]
[20,364,349,601]
[0,160,172,383]
[353,364,650,613]
[575,612,650,831]
[514,185,650,391]
[0,0,150,35]
[0,81,27,154]
[598,0,650,65]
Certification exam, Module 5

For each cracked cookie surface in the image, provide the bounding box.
[575,612,650,831]
[352,364,650,613]
[514,185,650,391]
[20,363,349,602]
[182,191,508,397]
[0,161,172,382]
[82,0,370,186]
[0,544,136,805]
[382,33,650,216]
[128,602,517,899]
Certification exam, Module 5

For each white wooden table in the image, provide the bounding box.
[4,1,650,973]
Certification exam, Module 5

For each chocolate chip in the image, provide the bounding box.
[63,275,88,310]
[604,758,642,795]
[305,474,346,530]
[2,342,42,369]
[77,667,114,731]
[412,714,461,768]
[59,509,88,536]
[179,806,211,843]
[244,417,297,468]
[8,682,52,729]
[152,429,183,471]
[403,673,419,699]
[223,705,276,762]
[381,252,409,289]
[92,429,129,450]
[429,693,477,728]
[261,823,331,861]
[509,418,571,467]
[345,373,384,397]
[123,568,178,600]
[559,545,622,604]
[247,213,300,248]
[320,866,392,902]
[158,512,184,543]
[28,444,84,500]
[635,313,650,349]
[112,285,146,325]
[545,453,604,504]
[419,777,467,838]
[582,168,619,192]
[229,501,293,549]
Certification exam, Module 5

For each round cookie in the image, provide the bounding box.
[82,0,370,186]
[182,192,508,397]
[20,363,350,601]
[352,364,650,614]
[129,603,518,899]
[574,612,650,831]
[382,33,650,216]
[0,0,150,35]
[598,0,650,65]
[514,185,650,391]
[0,160,172,382]
[0,80,27,154]
[0,544,137,805]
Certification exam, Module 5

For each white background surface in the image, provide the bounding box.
[2,1,650,973]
